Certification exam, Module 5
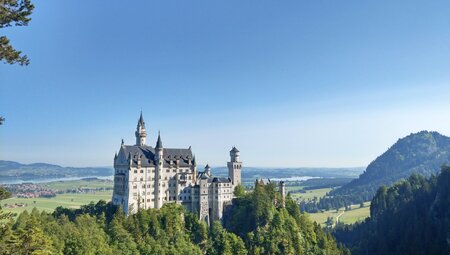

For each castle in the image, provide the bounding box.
[112,113,242,223]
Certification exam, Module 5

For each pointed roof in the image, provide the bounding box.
[156,131,163,149]
[205,164,211,169]
[231,147,240,153]
[138,111,145,127]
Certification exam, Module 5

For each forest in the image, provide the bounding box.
[0,183,346,255]
[333,166,450,255]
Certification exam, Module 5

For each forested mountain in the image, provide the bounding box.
[0,184,346,255]
[310,131,450,210]
[333,166,450,255]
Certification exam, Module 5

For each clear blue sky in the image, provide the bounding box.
[1,0,449,167]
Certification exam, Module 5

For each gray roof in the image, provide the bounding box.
[209,177,232,183]
[156,133,163,148]
[230,147,239,153]
[119,145,194,167]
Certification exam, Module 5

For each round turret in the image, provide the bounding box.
[230,147,240,162]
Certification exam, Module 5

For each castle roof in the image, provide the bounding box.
[138,111,145,126]
[155,132,163,149]
[118,145,194,168]
[210,177,232,183]
[230,147,239,153]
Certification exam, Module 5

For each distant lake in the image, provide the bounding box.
[0,175,114,185]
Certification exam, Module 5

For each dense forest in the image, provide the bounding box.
[302,131,450,212]
[0,184,346,255]
[333,166,450,255]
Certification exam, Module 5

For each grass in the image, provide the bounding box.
[308,202,371,225]
[285,185,305,192]
[2,190,112,216]
[44,179,112,190]
[290,188,332,201]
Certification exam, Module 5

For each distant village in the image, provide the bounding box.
[2,179,113,209]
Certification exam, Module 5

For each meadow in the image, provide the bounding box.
[286,185,370,225]
[307,202,371,225]
[2,179,113,216]
[2,190,112,216]
[290,188,332,201]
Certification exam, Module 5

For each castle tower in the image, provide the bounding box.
[154,132,164,209]
[279,181,286,208]
[135,112,147,146]
[227,147,242,186]
[204,164,211,176]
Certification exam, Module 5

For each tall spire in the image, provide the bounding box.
[156,131,163,149]
[138,110,145,126]
[135,112,147,146]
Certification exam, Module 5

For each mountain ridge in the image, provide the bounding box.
[331,130,450,201]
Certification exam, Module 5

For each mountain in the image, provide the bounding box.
[0,160,113,183]
[331,131,450,202]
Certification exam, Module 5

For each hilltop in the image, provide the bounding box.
[331,131,450,203]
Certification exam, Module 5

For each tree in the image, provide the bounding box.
[0,0,34,65]
[233,184,245,197]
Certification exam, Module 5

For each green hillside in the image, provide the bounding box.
[331,131,450,204]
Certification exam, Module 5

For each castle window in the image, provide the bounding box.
[147,199,150,202]
[140,178,143,181]
[133,185,137,189]
[134,170,137,173]
[140,170,143,173]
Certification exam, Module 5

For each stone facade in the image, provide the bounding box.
[112,113,241,224]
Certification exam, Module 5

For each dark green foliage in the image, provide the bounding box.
[0,183,346,255]
[224,182,346,255]
[0,186,11,200]
[333,166,450,255]
[0,0,34,65]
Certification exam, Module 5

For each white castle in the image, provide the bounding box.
[112,113,242,223]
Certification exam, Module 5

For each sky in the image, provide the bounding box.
[1,0,450,168]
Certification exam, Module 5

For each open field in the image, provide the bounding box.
[43,179,112,190]
[290,188,332,201]
[308,202,371,225]
[2,190,112,216]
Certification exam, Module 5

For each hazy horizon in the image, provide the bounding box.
[1,1,449,167]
